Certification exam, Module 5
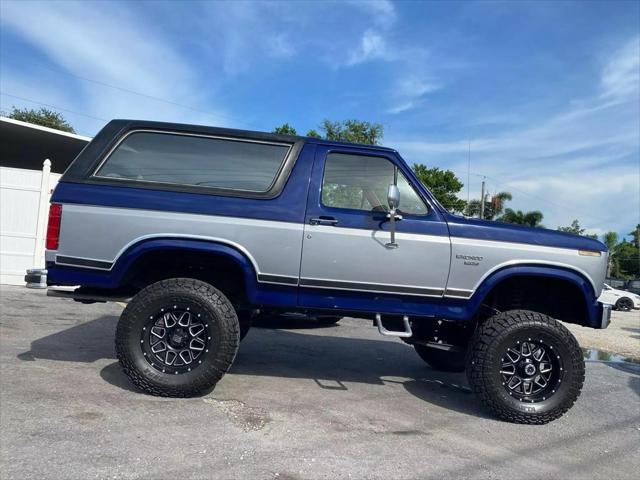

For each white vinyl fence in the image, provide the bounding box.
[0,160,61,285]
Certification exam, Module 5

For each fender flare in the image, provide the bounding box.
[112,237,259,294]
[467,264,598,324]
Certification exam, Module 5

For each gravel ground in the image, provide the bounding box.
[566,309,640,360]
[1,285,639,480]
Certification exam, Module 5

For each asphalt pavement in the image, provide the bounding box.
[1,285,639,479]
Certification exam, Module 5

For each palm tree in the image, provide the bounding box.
[603,231,619,276]
[464,191,513,220]
[497,208,544,227]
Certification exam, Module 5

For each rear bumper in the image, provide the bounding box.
[24,269,47,289]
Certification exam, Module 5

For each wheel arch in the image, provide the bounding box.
[113,237,260,303]
[469,264,599,327]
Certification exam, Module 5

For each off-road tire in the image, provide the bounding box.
[116,278,239,397]
[414,345,466,372]
[466,310,585,424]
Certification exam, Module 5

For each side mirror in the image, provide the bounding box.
[387,184,400,210]
[386,184,401,249]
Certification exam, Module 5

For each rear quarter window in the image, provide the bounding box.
[95,131,291,192]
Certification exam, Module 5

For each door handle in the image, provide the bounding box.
[309,216,339,226]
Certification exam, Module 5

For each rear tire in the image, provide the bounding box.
[116,278,239,397]
[466,310,585,424]
[414,345,466,372]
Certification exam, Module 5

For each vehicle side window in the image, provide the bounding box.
[321,153,429,215]
[95,131,291,192]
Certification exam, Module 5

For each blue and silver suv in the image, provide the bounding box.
[28,119,611,424]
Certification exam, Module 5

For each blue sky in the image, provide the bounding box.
[1,0,638,238]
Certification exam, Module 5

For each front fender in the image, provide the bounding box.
[467,264,601,327]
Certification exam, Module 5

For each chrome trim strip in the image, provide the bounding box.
[55,255,113,270]
[300,277,444,297]
[257,274,299,286]
[444,288,474,299]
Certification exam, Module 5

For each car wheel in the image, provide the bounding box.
[615,297,634,312]
[414,345,466,372]
[115,278,240,397]
[466,309,585,424]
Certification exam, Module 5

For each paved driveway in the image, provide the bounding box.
[1,285,639,479]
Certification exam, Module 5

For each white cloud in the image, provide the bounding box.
[347,0,397,27]
[387,36,640,236]
[387,76,441,114]
[346,30,390,66]
[601,36,640,100]
[0,1,236,133]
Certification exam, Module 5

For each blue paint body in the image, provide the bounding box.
[47,130,606,327]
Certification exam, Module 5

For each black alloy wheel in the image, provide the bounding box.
[141,305,211,375]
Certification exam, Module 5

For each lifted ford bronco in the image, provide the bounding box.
[28,120,610,424]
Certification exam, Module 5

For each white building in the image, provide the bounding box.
[0,117,90,284]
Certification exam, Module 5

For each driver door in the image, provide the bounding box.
[298,145,451,310]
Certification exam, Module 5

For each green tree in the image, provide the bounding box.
[614,240,639,278]
[8,106,75,133]
[629,224,640,248]
[412,165,466,213]
[557,219,598,239]
[602,231,618,251]
[465,191,513,220]
[272,123,297,135]
[602,231,619,276]
[497,208,544,227]
[306,129,321,138]
[320,119,383,145]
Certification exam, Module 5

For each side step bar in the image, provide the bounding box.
[47,287,132,304]
[375,313,413,338]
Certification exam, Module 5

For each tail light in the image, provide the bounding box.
[46,203,63,250]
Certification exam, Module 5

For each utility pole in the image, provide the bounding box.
[479,179,486,219]
[467,140,471,204]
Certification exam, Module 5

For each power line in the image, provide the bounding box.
[1,92,109,123]
[31,63,256,128]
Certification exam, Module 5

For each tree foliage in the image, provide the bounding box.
[320,119,383,145]
[465,191,513,220]
[557,219,598,239]
[273,119,382,144]
[497,208,544,227]
[9,107,75,133]
[412,165,466,213]
[272,123,297,135]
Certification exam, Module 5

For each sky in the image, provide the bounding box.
[1,0,638,239]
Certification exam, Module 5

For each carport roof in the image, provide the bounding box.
[0,116,91,174]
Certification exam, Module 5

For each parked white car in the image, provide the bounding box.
[598,284,640,311]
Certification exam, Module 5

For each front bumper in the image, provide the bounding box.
[600,302,611,329]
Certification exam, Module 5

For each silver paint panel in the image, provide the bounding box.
[448,237,607,296]
[300,224,451,295]
[56,204,304,278]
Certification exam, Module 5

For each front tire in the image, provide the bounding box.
[466,310,585,424]
[116,278,240,397]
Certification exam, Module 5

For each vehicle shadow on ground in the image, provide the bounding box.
[17,314,489,419]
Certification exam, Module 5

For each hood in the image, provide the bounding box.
[443,213,607,252]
